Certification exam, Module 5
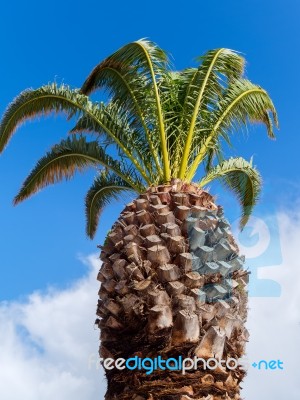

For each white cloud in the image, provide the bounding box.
[0,254,106,400]
[0,211,299,400]
[242,211,300,399]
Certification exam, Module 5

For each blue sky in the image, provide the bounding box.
[0,0,299,300]
[1,1,300,399]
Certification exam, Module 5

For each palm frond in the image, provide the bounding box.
[213,79,278,137]
[80,46,163,176]
[178,48,245,178]
[85,172,135,239]
[0,83,88,152]
[0,83,151,183]
[199,157,262,228]
[204,142,225,173]
[14,136,144,204]
[187,79,278,180]
[81,39,170,180]
[69,101,156,183]
[82,38,168,95]
[157,71,186,176]
[0,40,279,236]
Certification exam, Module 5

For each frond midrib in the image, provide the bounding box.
[1,92,151,185]
[17,152,142,198]
[187,87,268,181]
[178,48,224,179]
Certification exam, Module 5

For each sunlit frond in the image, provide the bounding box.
[0,83,89,152]
[0,40,278,237]
[80,44,163,176]
[82,38,168,95]
[14,136,144,204]
[85,172,135,239]
[199,157,262,227]
[187,79,278,180]
[69,101,156,182]
[157,71,186,176]
[0,84,151,183]
[178,49,245,178]
[82,39,170,180]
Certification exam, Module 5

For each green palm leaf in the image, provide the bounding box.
[85,172,135,239]
[14,136,144,204]
[0,83,151,183]
[82,38,168,96]
[0,40,279,236]
[199,157,262,227]
[156,71,186,176]
[69,101,156,183]
[80,46,163,176]
[81,39,170,181]
[178,48,245,178]
[187,79,278,180]
[0,83,88,152]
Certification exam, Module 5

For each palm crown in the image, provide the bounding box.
[0,39,278,238]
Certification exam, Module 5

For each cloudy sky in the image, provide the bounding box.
[0,0,300,399]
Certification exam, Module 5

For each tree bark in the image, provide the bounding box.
[97,183,248,400]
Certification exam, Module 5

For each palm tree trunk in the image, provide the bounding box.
[96,181,248,400]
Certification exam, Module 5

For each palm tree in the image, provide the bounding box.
[0,39,277,399]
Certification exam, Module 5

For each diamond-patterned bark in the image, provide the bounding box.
[96,181,249,400]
